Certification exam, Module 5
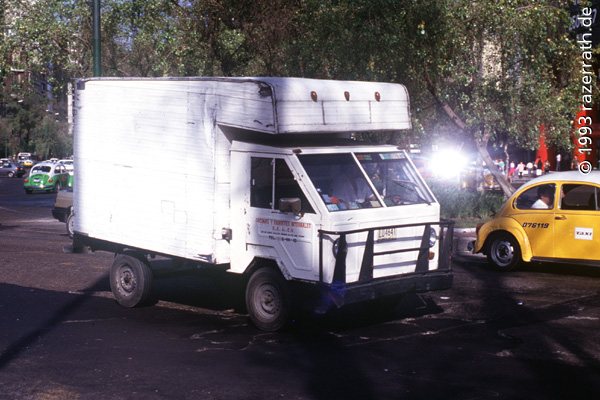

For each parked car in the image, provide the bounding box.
[24,162,71,194]
[17,152,34,167]
[59,159,74,173]
[52,188,74,238]
[409,153,436,179]
[0,160,26,178]
[461,161,502,191]
[473,171,600,271]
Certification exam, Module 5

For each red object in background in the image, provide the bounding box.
[536,105,600,170]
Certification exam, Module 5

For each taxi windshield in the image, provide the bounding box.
[298,151,432,212]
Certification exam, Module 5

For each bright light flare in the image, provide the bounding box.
[430,149,467,179]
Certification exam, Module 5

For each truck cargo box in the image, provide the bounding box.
[74,77,411,263]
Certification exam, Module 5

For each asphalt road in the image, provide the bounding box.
[1,176,600,399]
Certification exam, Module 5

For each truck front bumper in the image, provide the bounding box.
[323,270,453,308]
[318,220,454,308]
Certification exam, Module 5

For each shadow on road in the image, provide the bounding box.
[453,257,600,398]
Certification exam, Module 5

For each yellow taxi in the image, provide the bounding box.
[473,171,600,271]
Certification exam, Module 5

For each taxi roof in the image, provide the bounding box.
[518,171,600,191]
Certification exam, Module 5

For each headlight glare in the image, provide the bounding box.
[429,228,438,248]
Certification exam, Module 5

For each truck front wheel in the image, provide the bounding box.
[110,253,153,307]
[245,268,291,331]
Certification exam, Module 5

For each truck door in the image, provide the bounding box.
[235,154,320,280]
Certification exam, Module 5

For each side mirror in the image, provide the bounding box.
[279,198,302,216]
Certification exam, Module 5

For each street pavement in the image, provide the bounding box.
[1,177,600,399]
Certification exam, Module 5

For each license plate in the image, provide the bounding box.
[377,228,396,242]
[33,178,40,183]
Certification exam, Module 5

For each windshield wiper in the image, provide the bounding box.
[391,179,431,205]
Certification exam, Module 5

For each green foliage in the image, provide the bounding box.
[427,179,506,220]
[287,1,584,153]
[0,0,590,163]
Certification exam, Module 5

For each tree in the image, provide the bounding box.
[0,0,588,183]
[413,1,583,196]
[286,0,585,196]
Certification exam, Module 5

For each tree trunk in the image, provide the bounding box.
[424,70,515,197]
[476,132,515,197]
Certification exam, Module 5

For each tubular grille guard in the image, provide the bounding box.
[318,220,455,285]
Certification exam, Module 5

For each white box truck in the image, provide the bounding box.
[73,77,453,331]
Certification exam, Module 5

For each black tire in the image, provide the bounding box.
[53,182,61,193]
[487,232,522,271]
[245,268,291,331]
[110,253,153,307]
[25,189,32,194]
[66,208,74,239]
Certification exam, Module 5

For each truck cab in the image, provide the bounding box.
[229,136,452,329]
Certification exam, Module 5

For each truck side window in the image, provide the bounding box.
[251,157,273,209]
[274,159,314,214]
[251,157,314,213]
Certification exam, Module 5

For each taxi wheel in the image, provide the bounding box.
[487,233,521,271]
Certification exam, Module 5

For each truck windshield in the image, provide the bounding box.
[298,151,433,212]
[356,152,434,206]
[298,154,382,211]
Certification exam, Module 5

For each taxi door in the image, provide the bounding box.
[508,183,557,258]
[553,183,600,262]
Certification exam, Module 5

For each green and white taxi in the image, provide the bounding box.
[24,161,71,194]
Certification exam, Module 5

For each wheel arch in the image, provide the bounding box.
[479,218,533,262]
[244,257,287,280]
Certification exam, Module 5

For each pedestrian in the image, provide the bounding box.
[526,161,533,177]
[536,157,543,174]
[509,161,515,178]
[517,161,525,178]
[556,153,561,171]
[544,160,550,174]
[571,157,579,171]
[498,159,505,174]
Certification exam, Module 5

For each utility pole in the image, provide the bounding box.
[93,0,101,77]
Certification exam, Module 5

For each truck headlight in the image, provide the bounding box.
[429,228,438,248]
[332,238,340,257]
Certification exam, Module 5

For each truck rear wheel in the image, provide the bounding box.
[66,209,74,238]
[245,268,291,332]
[110,253,153,307]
